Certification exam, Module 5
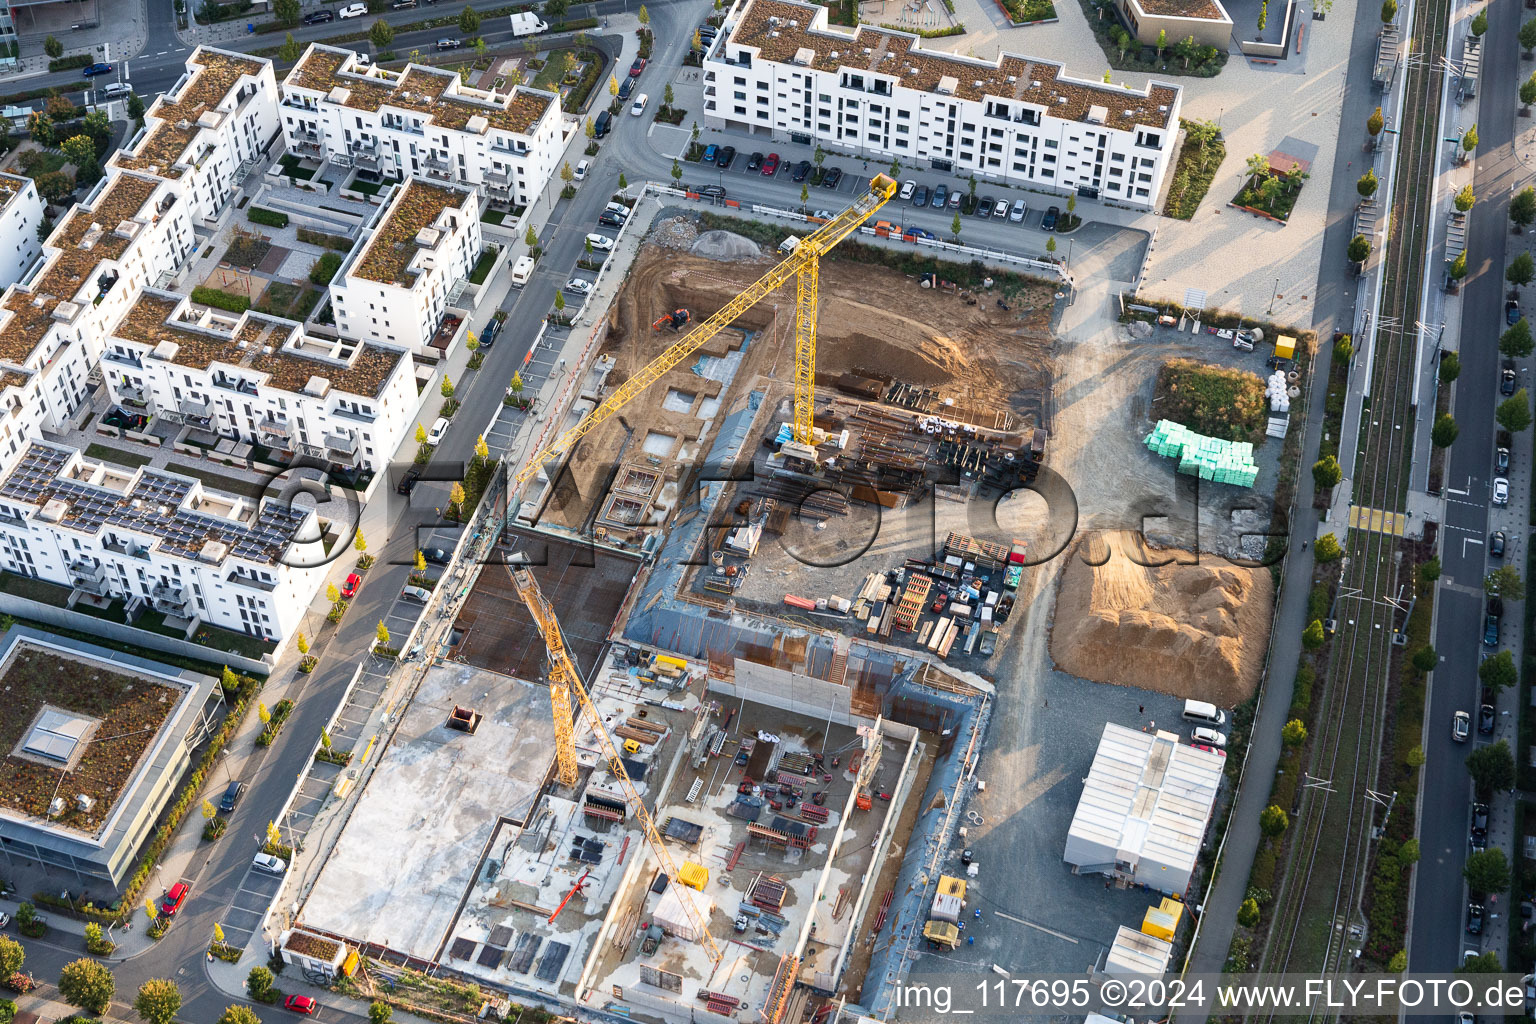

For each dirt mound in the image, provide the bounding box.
[690,230,763,261]
[1049,532,1272,706]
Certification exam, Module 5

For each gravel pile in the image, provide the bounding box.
[651,216,700,252]
[690,229,763,261]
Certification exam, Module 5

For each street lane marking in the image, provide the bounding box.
[992,911,1079,943]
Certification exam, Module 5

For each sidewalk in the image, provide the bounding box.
[0,12,147,86]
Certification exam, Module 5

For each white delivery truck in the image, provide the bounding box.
[510,12,549,35]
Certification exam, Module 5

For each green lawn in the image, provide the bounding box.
[279,153,316,181]
[481,207,507,225]
[194,623,274,660]
[84,443,154,469]
[349,177,384,196]
[0,571,73,607]
[468,246,498,285]
[167,462,268,501]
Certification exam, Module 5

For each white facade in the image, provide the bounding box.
[702,0,1182,208]
[329,178,482,355]
[1062,724,1223,895]
[0,172,43,289]
[280,45,564,210]
[101,292,417,474]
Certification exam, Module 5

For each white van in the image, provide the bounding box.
[574,159,590,181]
[1182,699,1227,728]
[510,255,535,287]
[426,417,449,446]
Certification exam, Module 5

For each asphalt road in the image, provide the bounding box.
[1412,0,1523,976]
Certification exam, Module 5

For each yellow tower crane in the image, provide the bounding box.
[513,174,900,486]
[506,564,725,965]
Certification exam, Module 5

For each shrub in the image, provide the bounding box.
[1236,897,1260,927]
[1314,533,1343,562]
[48,55,91,73]
[1259,804,1289,837]
[308,251,343,285]
[247,966,276,1003]
[190,286,250,314]
[247,207,288,228]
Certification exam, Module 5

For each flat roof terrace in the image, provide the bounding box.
[298,661,554,961]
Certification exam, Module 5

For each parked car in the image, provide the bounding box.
[1479,703,1496,735]
[303,10,335,22]
[1467,903,1485,936]
[1485,615,1500,647]
[975,196,994,218]
[1491,530,1506,559]
[426,417,449,446]
[931,185,948,208]
[761,153,781,175]
[821,166,843,189]
[218,780,245,813]
[1191,726,1227,747]
[903,226,936,241]
[792,160,811,182]
[585,233,614,251]
[1042,205,1060,230]
[949,190,962,209]
[629,57,647,77]
[1472,802,1490,841]
[436,37,461,49]
[1507,299,1521,325]
[1497,446,1511,473]
[630,93,649,116]
[82,62,113,77]
[699,184,727,198]
[899,179,916,200]
[401,585,432,603]
[702,144,718,163]
[993,198,1010,218]
[393,0,418,8]
[1010,198,1028,223]
[285,995,317,1015]
[480,316,499,347]
[912,185,929,207]
[161,882,189,917]
[716,145,736,168]
[423,547,451,565]
[338,2,368,16]
[746,152,765,172]
[599,210,624,227]
[566,277,593,294]
[252,853,287,876]
[1452,710,1471,742]
[1493,476,1510,506]
[396,465,421,495]
[618,77,634,101]
[341,572,361,599]
[1502,368,1517,395]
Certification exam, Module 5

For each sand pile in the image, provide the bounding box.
[1050,532,1273,705]
[691,230,762,261]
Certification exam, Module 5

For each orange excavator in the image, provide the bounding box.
[652,308,691,331]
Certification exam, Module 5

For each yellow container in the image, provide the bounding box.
[1275,335,1297,360]
[937,875,967,900]
[678,861,709,891]
[1141,898,1184,941]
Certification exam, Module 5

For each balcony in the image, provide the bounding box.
[423,154,453,181]
[179,396,213,424]
[485,167,515,196]
[324,430,358,458]
[330,406,375,424]
[104,348,143,369]
[103,537,151,560]
[70,574,111,597]
[212,374,257,396]
[152,591,192,615]
[294,137,323,156]
[69,558,105,583]
[118,384,149,408]
[226,570,277,592]
[258,415,290,437]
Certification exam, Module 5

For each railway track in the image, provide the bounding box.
[1254,0,1450,1012]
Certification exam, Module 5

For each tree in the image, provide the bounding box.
[1437,353,1459,384]
[35,171,73,205]
[1281,719,1307,746]
[1367,106,1384,138]
[1461,951,1503,974]
[0,936,24,979]
[1431,412,1458,448]
[376,621,391,646]
[370,18,394,50]
[1464,846,1510,895]
[475,434,490,463]
[60,134,95,169]
[553,290,566,312]
[671,158,682,183]
[618,172,628,189]
[1480,649,1517,693]
[1462,123,1479,156]
[1046,237,1057,256]
[561,50,577,80]
[201,798,217,821]
[135,980,181,1024]
[414,422,428,446]
[1523,17,1536,55]
[1499,389,1533,433]
[1237,897,1260,927]
[354,530,367,555]
[1502,318,1533,358]
[1103,69,1113,82]
[440,374,455,398]
[219,1006,261,1024]
[1388,950,1408,973]
[510,371,524,394]
[638,4,650,27]
[1485,564,1526,601]
[1449,250,1469,282]
[274,0,300,25]
[1110,26,1130,59]
[1174,35,1197,68]
[126,92,146,125]
[1411,645,1438,673]
[370,1004,393,1024]
[1523,74,1536,121]
[326,583,340,604]
[1314,532,1343,562]
[59,958,114,1017]
[258,701,271,725]
[664,83,675,108]
[1471,8,1487,35]
[1467,740,1515,797]
[1399,838,1420,863]
[1356,169,1378,198]
[414,550,427,573]
[1347,234,1371,264]
[813,143,826,167]
[45,95,76,122]
[1514,187,1536,232]
[1259,804,1289,837]
[608,75,620,101]
[1454,183,1475,212]
[1312,455,1342,490]
[27,111,53,147]
[584,117,596,142]
[951,212,962,240]
[449,482,467,513]
[1419,557,1441,584]
[546,0,570,16]
[295,632,309,658]
[1512,251,1536,289]
[43,35,62,59]
[459,5,481,33]
[800,184,809,206]
[246,966,275,1002]
[1302,619,1326,650]
[1381,0,1396,21]
[279,32,303,62]
[1155,28,1168,56]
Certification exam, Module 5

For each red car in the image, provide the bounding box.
[761,153,780,176]
[284,995,317,1015]
[628,57,646,77]
[160,882,189,917]
[340,572,361,599]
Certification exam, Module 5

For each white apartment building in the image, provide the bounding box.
[280,45,564,210]
[702,0,1182,208]
[102,291,417,474]
[0,438,326,642]
[328,178,482,355]
[0,172,44,289]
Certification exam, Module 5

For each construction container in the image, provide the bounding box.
[678,861,709,891]
[931,892,963,923]
[1141,898,1184,941]
[856,792,872,810]
[938,875,967,899]
[923,921,960,949]
[1274,335,1297,360]
[653,654,688,671]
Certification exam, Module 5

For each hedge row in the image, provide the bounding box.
[296,227,353,251]
[247,206,288,228]
[47,55,91,73]
[190,286,251,314]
